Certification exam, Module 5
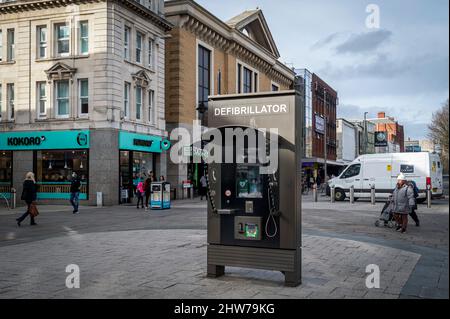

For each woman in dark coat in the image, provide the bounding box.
[16,172,38,227]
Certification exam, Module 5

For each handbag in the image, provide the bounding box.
[29,202,39,217]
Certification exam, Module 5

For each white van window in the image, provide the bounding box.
[340,164,361,179]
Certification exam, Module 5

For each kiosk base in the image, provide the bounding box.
[207,244,301,287]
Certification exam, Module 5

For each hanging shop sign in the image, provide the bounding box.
[0,130,90,150]
[119,131,171,153]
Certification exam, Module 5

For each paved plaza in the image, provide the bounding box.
[0,196,448,299]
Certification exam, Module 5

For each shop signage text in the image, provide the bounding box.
[213,104,288,117]
[119,131,170,153]
[0,130,90,150]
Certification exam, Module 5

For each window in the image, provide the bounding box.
[7,29,14,61]
[272,84,279,92]
[124,26,130,60]
[7,84,14,120]
[135,86,142,120]
[243,67,252,93]
[79,21,89,55]
[37,82,47,117]
[56,24,70,56]
[37,26,47,58]
[148,89,154,123]
[198,45,211,109]
[237,63,242,93]
[340,164,361,179]
[79,79,89,115]
[136,32,143,63]
[124,82,130,118]
[254,73,258,93]
[217,69,222,95]
[0,30,3,61]
[0,84,2,119]
[55,80,69,117]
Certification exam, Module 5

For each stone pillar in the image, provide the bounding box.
[88,129,119,206]
[12,151,33,207]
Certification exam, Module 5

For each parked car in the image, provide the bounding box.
[327,152,443,202]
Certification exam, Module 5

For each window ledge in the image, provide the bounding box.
[35,55,90,62]
[0,60,16,65]
[35,117,90,122]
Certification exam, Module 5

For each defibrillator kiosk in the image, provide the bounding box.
[205,91,303,287]
[150,182,171,210]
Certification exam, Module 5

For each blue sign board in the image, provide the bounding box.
[119,131,170,153]
[0,130,90,150]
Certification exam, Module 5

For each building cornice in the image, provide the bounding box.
[165,0,295,87]
[0,0,173,32]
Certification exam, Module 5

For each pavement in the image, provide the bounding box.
[0,196,448,299]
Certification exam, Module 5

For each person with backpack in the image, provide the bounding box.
[407,179,421,227]
[70,172,81,214]
[392,173,416,233]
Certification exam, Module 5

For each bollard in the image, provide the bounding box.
[313,184,318,202]
[330,186,335,203]
[350,185,355,204]
[427,185,432,208]
[11,188,16,209]
[370,184,376,205]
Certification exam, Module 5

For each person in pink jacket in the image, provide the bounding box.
[136,180,145,209]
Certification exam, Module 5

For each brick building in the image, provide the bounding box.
[375,112,405,153]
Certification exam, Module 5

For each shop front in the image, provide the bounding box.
[119,131,169,204]
[0,130,90,202]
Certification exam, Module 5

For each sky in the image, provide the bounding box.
[194,0,449,140]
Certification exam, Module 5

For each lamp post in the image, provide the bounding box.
[363,112,368,154]
[323,88,327,181]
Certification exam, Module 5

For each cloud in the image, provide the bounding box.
[335,30,392,54]
[310,32,341,50]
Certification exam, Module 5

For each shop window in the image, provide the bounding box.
[0,151,13,195]
[36,150,88,200]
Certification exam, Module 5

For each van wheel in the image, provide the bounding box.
[335,189,346,201]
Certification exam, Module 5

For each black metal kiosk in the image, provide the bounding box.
[205,91,303,287]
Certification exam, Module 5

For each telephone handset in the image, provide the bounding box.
[266,170,280,238]
[205,163,218,214]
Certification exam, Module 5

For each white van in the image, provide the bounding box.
[328,152,444,202]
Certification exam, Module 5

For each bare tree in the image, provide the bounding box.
[428,99,449,173]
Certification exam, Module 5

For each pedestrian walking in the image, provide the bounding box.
[70,172,81,214]
[160,175,165,181]
[407,179,421,227]
[136,180,145,209]
[392,173,416,233]
[199,174,208,200]
[16,172,38,227]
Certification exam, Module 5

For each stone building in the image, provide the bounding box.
[0,0,171,205]
[164,0,295,197]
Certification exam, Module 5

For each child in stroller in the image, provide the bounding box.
[375,195,397,228]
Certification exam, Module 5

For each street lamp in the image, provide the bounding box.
[363,112,368,155]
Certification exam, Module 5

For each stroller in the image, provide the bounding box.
[375,196,397,228]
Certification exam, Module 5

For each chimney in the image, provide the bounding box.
[378,112,386,119]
